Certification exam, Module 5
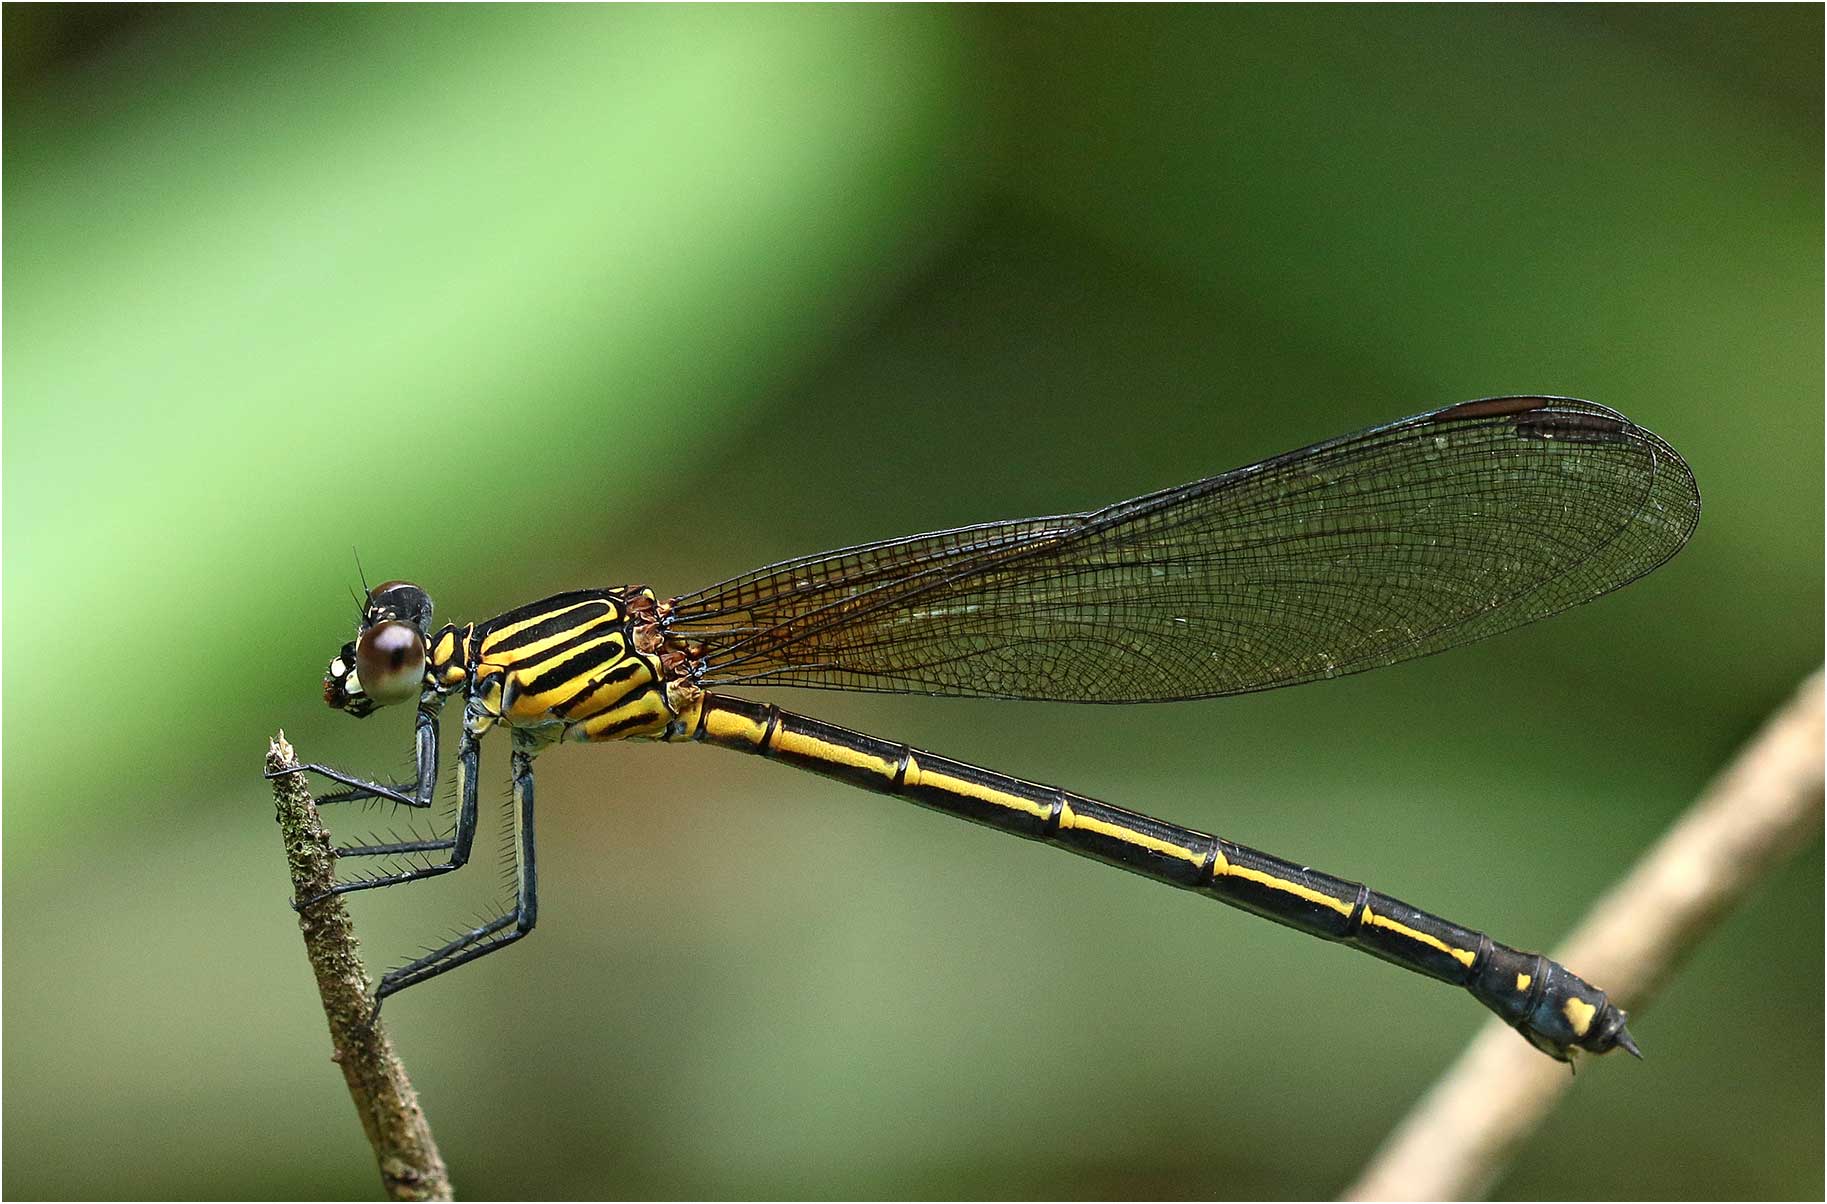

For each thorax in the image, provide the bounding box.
[449,588,683,742]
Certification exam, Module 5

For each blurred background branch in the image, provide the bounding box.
[1346,667,1826,1201]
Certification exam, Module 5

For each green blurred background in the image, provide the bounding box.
[5,5,1820,1199]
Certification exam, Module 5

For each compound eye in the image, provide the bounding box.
[355,620,426,706]
[363,580,431,628]
[369,580,420,605]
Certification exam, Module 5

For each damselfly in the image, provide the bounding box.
[274,396,1698,1060]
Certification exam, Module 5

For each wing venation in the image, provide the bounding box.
[666,398,1700,702]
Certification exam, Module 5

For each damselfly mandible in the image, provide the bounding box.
[273,396,1699,1061]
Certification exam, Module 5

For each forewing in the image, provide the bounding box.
[667,398,1699,701]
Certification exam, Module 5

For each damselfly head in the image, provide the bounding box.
[362,580,434,631]
[323,640,376,717]
[323,580,434,717]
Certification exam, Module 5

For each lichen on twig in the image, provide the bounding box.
[268,731,453,1202]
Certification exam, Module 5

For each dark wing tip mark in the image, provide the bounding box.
[1433,396,1554,422]
[1434,395,1636,445]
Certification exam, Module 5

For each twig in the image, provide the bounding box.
[268,731,454,1202]
[1343,667,1825,1202]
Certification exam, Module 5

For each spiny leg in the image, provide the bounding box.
[332,838,457,858]
[266,698,444,809]
[292,726,480,910]
[371,738,540,1008]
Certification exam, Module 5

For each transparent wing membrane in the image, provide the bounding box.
[669,398,1700,701]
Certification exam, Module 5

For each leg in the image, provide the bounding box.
[291,726,480,908]
[267,698,444,809]
[370,738,540,1007]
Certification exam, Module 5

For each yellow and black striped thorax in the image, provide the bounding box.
[457,588,678,743]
